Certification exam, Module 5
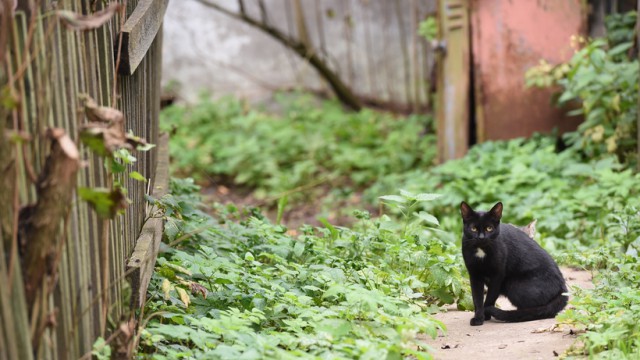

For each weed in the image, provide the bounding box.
[161,93,436,203]
[138,179,468,359]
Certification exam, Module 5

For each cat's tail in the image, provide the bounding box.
[487,292,568,323]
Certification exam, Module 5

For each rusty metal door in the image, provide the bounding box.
[436,0,471,162]
[470,0,585,142]
[436,0,586,161]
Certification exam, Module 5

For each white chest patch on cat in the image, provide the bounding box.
[475,248,486,259]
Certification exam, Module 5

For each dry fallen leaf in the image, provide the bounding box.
[79,93,124,124]
[190,282,208,299]
[78,94,151,156]
[57,3,121,31]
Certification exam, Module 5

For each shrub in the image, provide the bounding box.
[525,11,638,167]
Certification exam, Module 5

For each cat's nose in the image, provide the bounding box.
[478,233,485,239]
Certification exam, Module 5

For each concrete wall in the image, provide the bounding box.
[162,0,436,109]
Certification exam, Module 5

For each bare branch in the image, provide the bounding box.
[193,0,362,111]
[237,0,245,16]
[258,0,268,25]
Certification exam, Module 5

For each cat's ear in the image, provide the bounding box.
[460,201,474,221]
[521,219,537,238]
[489,202,503,220]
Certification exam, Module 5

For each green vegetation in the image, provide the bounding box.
[138,179,469,359]
[146,128,640,358]
[367,136,640,253]
[161,94,435,201]
[521,13,640,355]
[526,11,638,167]
[144,10,640,358]
[560,251,640,358]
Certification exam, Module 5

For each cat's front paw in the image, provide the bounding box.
[470,317,484,326]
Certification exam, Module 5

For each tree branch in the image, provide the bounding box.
[19,128,79,310]
[194,0,362,111]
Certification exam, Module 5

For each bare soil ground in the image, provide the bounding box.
[421,267,593,360]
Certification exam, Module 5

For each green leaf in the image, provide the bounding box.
[415,211,440,226]
[379,195,407,203]
[319,218,339,239]
[415,193,443,202]
[293,241,305,257]
[79,128,111,157]
[276,195,288,225]
[608,42,633,57]
[379,220,402,232]
[164,262,192,276]
[91,337,111,360]
[129,171,147,182]
[315,319,352,338]
[78,187,127,219]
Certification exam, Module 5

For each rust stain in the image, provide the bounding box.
[471,0,586,141]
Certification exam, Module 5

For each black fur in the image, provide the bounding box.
[460,202,568,326]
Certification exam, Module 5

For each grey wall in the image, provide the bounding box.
[162,0,436,110]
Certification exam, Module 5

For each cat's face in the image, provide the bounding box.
[460,202,503,241]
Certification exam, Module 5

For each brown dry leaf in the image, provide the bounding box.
[78,94,149,156]
[190,282,208,299]
[57,3,121,31]
[80,125,130,157]
[79,93,124,124]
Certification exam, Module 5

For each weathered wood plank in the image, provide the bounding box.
[117,0,169,75]
[127,132,169,308]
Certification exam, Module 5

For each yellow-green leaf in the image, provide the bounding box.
[176,287,190,308]
[129,171,147,182]
[161,279,172,300]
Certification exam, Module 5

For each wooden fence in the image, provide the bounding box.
[0,1,168,358]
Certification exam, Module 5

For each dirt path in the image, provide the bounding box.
[421,268,593,360]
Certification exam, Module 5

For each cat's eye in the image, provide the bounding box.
[486,226,494,232]
[470,226,477,232]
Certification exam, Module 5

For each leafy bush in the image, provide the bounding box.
[525,11,638,167]
[560,249,640,358]
[161,94,436,200]
[367,136,640,252]
[138,179,469,359]
[365,135,640,357]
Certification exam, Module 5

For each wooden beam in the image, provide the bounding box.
[127,133,169,308]
[117,0,169,75]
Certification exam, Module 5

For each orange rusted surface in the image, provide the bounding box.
[470,0,586,142]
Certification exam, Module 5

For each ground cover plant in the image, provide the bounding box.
[157,88,640,357]
[367,136,640,254]
[157,18,640,352]
[366,136,640,357]
[161,93,436,204]
[137,179,470,359]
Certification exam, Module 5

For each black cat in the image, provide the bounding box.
[460,202,568,326]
